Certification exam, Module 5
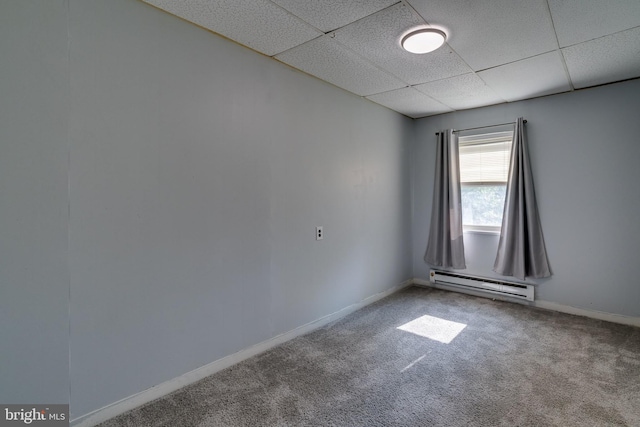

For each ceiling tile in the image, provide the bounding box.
[144,0,321,56]
[271,0,398,33]
[366,87,453,118]
[478,51,572,102]
[143,0,640,117]
[334,3,471,85]
[275,36,406,96]
[407,0,557,71]
[562,27,640,89]
[415,74,505,110]
[548,0,640,47]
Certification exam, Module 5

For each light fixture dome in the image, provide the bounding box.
[401,29,446,54]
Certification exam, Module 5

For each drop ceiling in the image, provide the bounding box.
[143,0,640,118]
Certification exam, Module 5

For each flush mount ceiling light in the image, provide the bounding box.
[401,29,446,54]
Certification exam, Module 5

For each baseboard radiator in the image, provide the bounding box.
[429,270,534,301]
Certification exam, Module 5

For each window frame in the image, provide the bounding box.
[458,130,514,234]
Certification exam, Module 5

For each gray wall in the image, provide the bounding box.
[0,1,70,405]
[6,0,639,420]
[412,79,640,318]
[67,0,412,418]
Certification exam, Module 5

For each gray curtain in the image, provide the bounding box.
[494,118,551,280]
[425,130,466,269]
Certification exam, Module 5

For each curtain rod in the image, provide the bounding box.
[435,119,527,135]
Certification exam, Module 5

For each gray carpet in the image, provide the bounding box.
[99,286,640,426]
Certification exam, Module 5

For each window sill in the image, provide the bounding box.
[463,229,501,236]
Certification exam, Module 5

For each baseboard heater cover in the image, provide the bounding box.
[429,270,534,301]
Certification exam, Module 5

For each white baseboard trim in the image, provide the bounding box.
[412,278,640,327]
[412,278,431,287]
[532,300,640,327]
[71,279,413,427]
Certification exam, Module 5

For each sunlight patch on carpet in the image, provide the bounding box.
[397,315,467,344]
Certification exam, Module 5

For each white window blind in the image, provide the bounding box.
[458,131,514,232]
[459,132,513,184]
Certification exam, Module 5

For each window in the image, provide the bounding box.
[458,131,513,233]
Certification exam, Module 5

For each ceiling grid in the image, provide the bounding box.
[143,0,640,118]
